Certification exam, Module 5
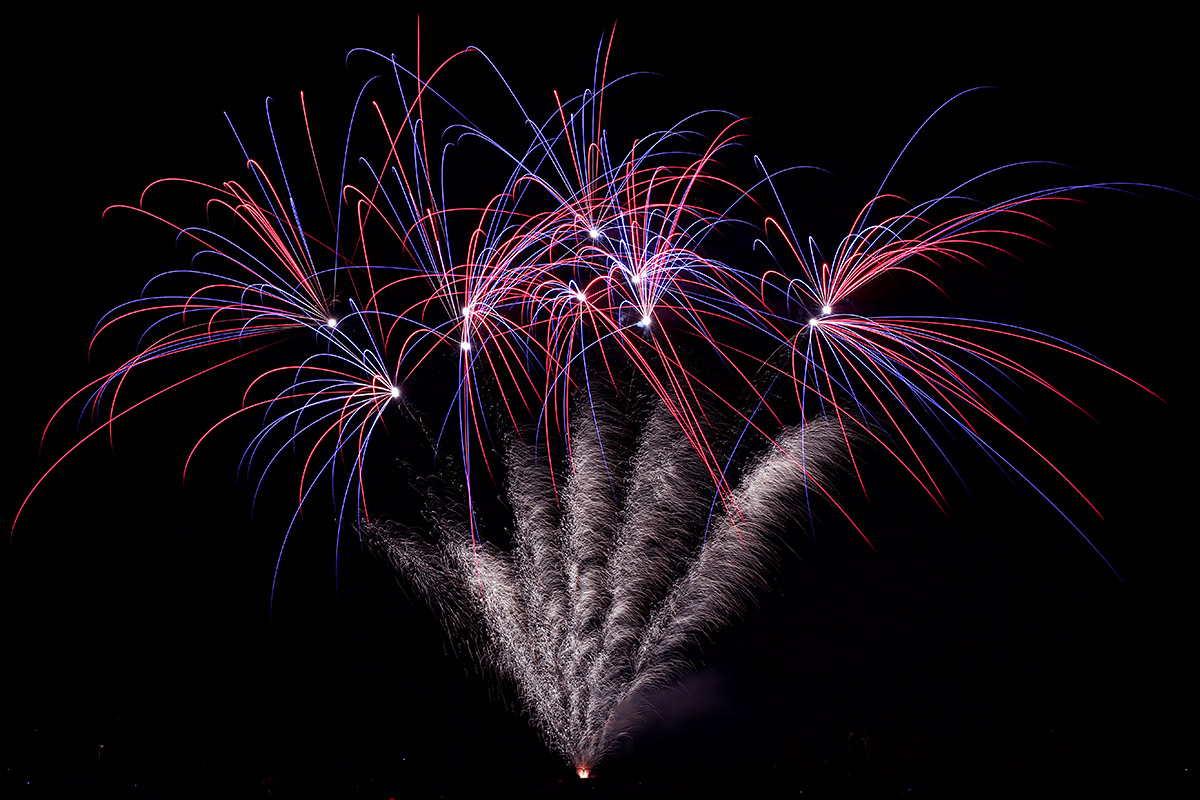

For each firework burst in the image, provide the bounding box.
[13,24,1172,778]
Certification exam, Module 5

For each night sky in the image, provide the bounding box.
[6,8,1194,798]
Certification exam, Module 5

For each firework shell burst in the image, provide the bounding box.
[13,25,1173,775]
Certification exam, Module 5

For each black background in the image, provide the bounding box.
[6,7,1194,798]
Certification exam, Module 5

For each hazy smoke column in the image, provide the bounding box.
[364,399,842,773]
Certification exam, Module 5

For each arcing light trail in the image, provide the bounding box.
[15,28,1163,775]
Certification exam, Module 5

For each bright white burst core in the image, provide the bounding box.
[809,317,820,327]
[390,386,400,399]
[821,305,832,316]
[460,339,471,351]
[326,317,338,328]
[588,228,600,239]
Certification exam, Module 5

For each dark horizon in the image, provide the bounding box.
[6,9,1193,797]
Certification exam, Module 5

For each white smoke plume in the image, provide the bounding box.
[363,398,844,773]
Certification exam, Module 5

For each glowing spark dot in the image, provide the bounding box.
[575,291,586,303]
[588,228,600,239]
[390,386,400,399]
[461,305,471,318]
[809,317,820,327]
[821,305,832,316]
[460,339,471,351]
[326,317,338,328]
[631,273,641,285]
[639,314,652,328]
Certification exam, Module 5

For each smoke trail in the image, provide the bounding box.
[363,399,843,772]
